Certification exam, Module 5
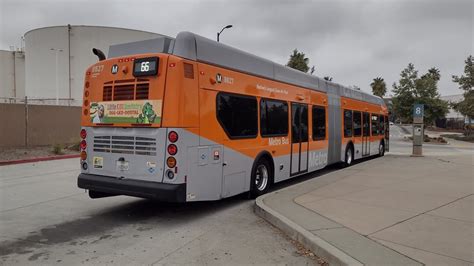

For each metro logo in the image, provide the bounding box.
[308,151,328,169]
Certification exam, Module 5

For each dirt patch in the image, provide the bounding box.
[441,134,474,143]
[406,135,448,144]
[426,127,464,133]
[0,145,79,162]
[266,219,328,265]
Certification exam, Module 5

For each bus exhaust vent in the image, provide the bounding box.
[102,79,149,101]
[93,135,156,156]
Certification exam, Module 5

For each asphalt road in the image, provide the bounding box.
[0,158,317,265]
[1,125,469,265]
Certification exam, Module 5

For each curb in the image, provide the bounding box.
[0,154,80,166]
[255,195,362,266]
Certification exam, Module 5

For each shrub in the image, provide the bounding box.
[52,144,65,155]
[68,140,81,151]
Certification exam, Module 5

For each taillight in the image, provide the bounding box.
[80,129,87,139]
[80,140,87,150]
[80,151,87,160]
[167,144,177,155]
[168,131,178,143]
[166,157,176,168]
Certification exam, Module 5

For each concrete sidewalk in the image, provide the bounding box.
[256,153,473,265]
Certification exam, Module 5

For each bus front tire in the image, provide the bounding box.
[249,159,272,198]
[378,142,385,157]
[344,145,354,167]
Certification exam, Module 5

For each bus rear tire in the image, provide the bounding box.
[344,145,354,167]
[249,159,272,198]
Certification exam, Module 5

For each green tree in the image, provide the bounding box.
[452,55,474,132]
[415,67,449,125]
[392,63,417,123]
[392,64,448,124]
[286,49,310,73]
[370,77,387,97]
[452,55,474,91]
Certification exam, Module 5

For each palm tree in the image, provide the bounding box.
[286,49,310,73]
[370,77,387,97]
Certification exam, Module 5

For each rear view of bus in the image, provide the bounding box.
[78,32,388,203]
[78,36,195,202]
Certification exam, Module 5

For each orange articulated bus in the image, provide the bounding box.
[78,32,389,202]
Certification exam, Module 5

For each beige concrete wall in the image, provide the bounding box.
[0,104,26,147]
[0,103,81,147]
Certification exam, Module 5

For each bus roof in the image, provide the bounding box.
[108,32,385,106]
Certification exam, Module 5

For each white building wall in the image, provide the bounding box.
[0,50,25,101]
[0,50,15,99]
[14,51,26,99]
[24,25,161,106]
[25,26,69,104]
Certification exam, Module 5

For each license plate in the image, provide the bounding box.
[116,160,129,171]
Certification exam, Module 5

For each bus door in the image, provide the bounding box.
[290,103,309,176]
[385,116,390,151]
[362,112,370,156]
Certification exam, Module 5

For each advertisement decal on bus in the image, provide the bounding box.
[89,100,162,124]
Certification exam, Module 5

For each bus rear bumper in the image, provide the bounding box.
[78,173,186,202]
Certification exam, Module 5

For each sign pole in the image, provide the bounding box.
[412,104,424,157]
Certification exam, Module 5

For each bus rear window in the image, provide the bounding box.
[217,93,258,139]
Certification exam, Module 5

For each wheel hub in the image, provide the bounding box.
[255,165,268,191]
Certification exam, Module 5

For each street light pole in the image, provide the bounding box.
[217,24,233,42]
[50,48,64,105]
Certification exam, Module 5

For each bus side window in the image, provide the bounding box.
[353,111,362,137]
[371,114,379,136]
[379,115,385,135]
[312,106,326,140]
[217,92,258,139]
[260,99,288,137]
[343,109,353,138]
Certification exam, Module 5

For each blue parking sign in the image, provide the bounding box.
[413,104,424,118]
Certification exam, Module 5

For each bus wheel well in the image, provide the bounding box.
[254,151,274,183]
[343,141,355,167]
[346,141,354,153]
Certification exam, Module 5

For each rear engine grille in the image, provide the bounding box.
[102,79,149,101]
[93,135,157,156]
[135,83,149,100]
[113,85,134,101]
[103,86,112,101]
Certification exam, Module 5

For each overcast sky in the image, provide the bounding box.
[0,0,472,95]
